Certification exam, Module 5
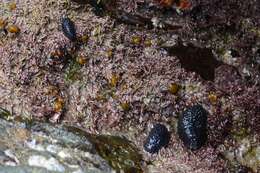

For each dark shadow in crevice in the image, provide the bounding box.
[163,43,223,81]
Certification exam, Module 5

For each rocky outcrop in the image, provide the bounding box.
[0,117,143,173]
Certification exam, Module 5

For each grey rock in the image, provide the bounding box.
[0,118,142,173]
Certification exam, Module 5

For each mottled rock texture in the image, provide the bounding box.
[0,117,142,173]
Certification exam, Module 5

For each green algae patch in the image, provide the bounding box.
[0,107,11,120]
[64,59,82,82]
[66,126,144,173]
[91,135,143,173]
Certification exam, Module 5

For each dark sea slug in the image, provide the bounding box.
[144,124,170,153]
[178,104,208,150]
[61,17,77,41]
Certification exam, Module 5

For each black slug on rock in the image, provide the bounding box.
[62,17,77,41]
[178,104,208,150]
[144,124,170,153]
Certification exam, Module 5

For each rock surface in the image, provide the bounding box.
[0,117,142,173]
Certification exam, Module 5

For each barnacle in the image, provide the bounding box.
[61,17,77,41]
[178,104,208,150]
[168,83,180,95]
[7,25,20,33]
[144,124,170,153]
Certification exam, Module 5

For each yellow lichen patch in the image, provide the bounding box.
[144,39,152,47]
[208,93,217,104]
[0,18,7,29]
[76,55,88,65]
[109,74,120,88]
[80,35,89,43]
[106,49,113,58]
[168,83,180,95]
[131,36,142,45]
[8,2,16,11]
[7,25,20,33]
[53,97,64,113]
[120,102,130,111]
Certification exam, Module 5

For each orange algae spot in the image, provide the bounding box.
[53,97,64,113]
[168,83,180,95]
[156,0,174,7]
[208,93,217,104]
[77,55,88,65]
[7,25,20,33]
[0,18,7,29]
[120,102,130,111]
[178,0,191,10]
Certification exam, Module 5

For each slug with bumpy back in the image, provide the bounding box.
[178,104,208,150]
[61,17,77,42]
[143,124,170,153]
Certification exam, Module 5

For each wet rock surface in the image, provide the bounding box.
[0,117,143,173]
